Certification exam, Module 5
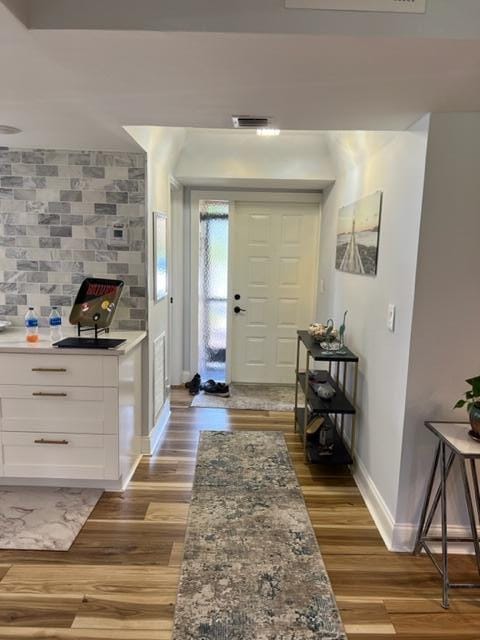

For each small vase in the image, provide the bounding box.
[469,403,480,437]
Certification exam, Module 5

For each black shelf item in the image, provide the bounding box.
[295,409,353,466]
[297,371,355,415]
[294,329,359,466]
[53,337,126,350]
[297,330,359,363]
[77,322,110,339]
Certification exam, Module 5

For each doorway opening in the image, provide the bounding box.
[198,199,230,382]
[192,191,321,386]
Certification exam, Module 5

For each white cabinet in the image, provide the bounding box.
[0,333,144,490]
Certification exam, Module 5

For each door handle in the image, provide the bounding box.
[34,438,69,445]
[234,306,246,314]
[32,392,68,397]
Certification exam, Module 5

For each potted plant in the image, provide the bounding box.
[454,375,480,440]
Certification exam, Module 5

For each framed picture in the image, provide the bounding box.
[336,191,383,276]
[153,212,168,301]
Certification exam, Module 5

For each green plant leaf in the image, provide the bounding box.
[466,376,480,397]
[466,391,474,399]
[455,399,467,409]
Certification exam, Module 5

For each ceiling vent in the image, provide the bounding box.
[232,116,271,129]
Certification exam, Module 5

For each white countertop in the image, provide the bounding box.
[0,327,146,356]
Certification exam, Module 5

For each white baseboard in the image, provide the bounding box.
[352,454,395,551]
[181,370,191,384]
[140,400,170,455]
[391,522,476,554]
[353,455,477,555]
[0,476,128,491]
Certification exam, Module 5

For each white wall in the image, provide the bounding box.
[175,130,335,187]
[317,117,430,545]
[124,126,186,449]
[394,113,480,548]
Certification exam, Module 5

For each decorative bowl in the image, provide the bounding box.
[0,320,12,332]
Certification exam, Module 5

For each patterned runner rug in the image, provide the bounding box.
[172,431,346,640]
[190,384,295,411]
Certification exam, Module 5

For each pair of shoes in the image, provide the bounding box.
[201,380,230,398]
[185,373,201,395]
[305,415,325,437]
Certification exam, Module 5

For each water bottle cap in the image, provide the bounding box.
[28,307,34,310]
[52,306,58,309]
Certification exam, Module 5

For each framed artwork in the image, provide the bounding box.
[336,191,383,276]
[153,212,168,302]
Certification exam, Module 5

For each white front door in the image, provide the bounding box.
[230,201,319,384]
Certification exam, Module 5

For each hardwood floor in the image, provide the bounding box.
[0,386,479,638]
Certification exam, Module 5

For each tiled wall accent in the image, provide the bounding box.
[0,148,146,330]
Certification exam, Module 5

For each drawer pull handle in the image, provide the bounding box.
[31,368,67,373]
[32,392,68,398]
[34,439,69,445]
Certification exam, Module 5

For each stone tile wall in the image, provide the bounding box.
[0,148,146,329]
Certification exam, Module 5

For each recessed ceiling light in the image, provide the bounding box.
[256,128,280,137]
[0,125,22,135]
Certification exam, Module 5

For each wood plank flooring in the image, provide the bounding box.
[0,386,479,638]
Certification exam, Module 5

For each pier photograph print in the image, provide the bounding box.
[336,191,383,276]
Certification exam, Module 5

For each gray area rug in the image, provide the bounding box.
[172,431,346,640]
[190,383,295,411]
[0,487,102,551]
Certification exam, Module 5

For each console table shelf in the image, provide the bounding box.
[294,330,359,465]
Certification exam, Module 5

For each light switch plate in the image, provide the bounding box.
[387,304,396,332]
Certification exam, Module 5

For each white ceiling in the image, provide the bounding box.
[1,2,480,150]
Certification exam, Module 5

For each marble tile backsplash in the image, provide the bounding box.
[0,148,146,330]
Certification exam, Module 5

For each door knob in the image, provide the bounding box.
[234,306,246,314]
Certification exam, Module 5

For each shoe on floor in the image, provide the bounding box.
[201,380,230,398]
[305,415,325,437]
[186,373,201,395]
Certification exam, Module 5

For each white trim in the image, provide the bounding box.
[0,455,143,492]
[118,454,143,490]
[353,455,478,555]
[189,189,323,378]
[391,523,477,554]
[191,189,322,204]
[189,191,201,377]
[392,522,477,555]
[140,399,170,455]
[352,454,395,550]
[225,199,236,383]
[169,178,184,386]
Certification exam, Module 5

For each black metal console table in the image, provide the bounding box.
[294,330,359,466]
[414,421,480,608]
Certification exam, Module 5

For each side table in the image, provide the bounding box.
[414,421,480,608]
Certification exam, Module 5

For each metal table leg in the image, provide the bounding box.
[440,442,449,609]
[294,336,300,432]
[414,442,440,555]
[460,460,480,574]
[303,349,310,463]
[420,450,455,547]
[470,459,480,521]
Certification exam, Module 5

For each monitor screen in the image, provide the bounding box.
[69,278,124,329]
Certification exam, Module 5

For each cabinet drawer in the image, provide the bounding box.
[0,353,117,387]
[0,386,117,435]
[2,432,118,480]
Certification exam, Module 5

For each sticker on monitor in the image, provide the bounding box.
[69,278,124,329]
